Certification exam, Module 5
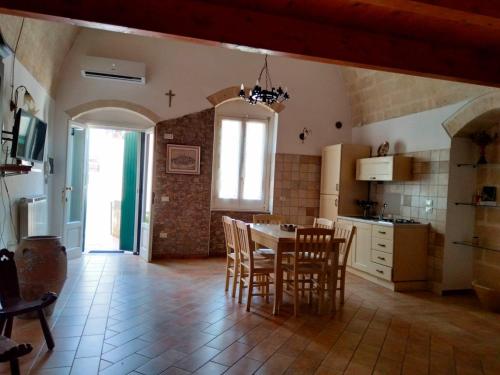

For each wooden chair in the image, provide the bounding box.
[252,214,285,224]
[0,249,57,350]
[0,336,32,375]
[331,222,356,305]
[283,228,336,316]
[233,220,274,312]
[313,217,334,229]
[222,216,239,298]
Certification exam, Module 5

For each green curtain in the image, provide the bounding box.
[120,131,139,251]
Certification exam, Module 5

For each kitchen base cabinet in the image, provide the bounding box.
[338,216,429,292]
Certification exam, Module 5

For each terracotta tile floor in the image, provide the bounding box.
[1,254,499,375]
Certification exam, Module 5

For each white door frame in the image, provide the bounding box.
[62,121,89,259]
[139,126,155,262]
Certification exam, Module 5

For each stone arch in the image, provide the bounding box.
[66,99,161,124]
[206,86,286,113]
[442,91,500,137]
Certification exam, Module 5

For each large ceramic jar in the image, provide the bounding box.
[15,236,67,317]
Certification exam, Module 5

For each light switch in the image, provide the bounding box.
[160,232,168,239]
[161,196,170,202]
[425,199,433,213]
[164,133,174,140]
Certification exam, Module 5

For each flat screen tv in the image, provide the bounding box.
[10,109,47,163]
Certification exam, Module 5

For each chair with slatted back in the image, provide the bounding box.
[331,222,356,305]
[233,220,274,312]
[222,216,239,298]
[283,228,337,316]
[313,217,334,229]
[0,248,57,351]
[0,336,32,375]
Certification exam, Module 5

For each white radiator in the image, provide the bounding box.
[18,195,48,239]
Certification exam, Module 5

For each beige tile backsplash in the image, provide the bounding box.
[370,148,450,288]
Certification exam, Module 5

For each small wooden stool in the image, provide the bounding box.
[0,336,32,375]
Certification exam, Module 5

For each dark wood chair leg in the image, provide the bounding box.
[0,317,6,335]
[4,317,13,338]
[10,358,20,375]
[37,310,54,350]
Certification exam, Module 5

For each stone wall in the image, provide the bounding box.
[341,67,494,127]
[273,154,321,225]
[152,108,214,259]
[474,135,500,289]
[370,149,450,291]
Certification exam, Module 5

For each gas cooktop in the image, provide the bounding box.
[379,218,420,224]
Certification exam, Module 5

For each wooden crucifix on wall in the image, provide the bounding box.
[165,89,176,107]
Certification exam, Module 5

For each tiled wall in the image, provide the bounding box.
[474,135,500,290]
[370,149,450,290]
[152,108,215,259]
[272,154,321,225]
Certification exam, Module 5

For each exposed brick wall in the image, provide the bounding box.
[370,149,450,291]
[341,67,494,126]
[474,131,500,289]
[152,108,214,259]
[273,154,321,225]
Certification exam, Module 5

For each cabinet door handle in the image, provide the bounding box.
[335,183,339,192]
[377,256,386,261]
[335,198,338,207]
[377,243,386,247]
[376,269,384,274]
[378,231,386,235]
[370,176,376,180]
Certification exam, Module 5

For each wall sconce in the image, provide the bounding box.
[299,127,311,143]
[10,85,36,113]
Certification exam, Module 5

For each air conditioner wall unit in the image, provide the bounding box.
[81,56,146,84]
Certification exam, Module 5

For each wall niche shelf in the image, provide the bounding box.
[454,202,499,208]
[453,241,500,253]
[0,164,31,177]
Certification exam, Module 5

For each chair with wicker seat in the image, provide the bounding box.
[283,227,338,316]
[222,216,239,298]
[233,219,274,312]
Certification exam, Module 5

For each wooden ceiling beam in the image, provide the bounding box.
[0,0,499,86]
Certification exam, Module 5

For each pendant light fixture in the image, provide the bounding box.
[239,55,289,105]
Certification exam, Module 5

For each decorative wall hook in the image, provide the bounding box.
[299,127,311,143]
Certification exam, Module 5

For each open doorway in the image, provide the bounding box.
[84,128,140,252]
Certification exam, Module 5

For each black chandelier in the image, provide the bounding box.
[239,55,290,105]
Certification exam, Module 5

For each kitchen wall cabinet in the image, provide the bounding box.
[320,144,371,221]
[356,155,412,181]
[338,216,428,291]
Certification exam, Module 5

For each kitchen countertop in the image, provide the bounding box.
[338,215,429,227]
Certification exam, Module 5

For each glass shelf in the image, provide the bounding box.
[453,241,500,253]
[454,202,499,208]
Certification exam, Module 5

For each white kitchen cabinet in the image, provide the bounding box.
[356,156,412,181]
[350,222,372,273]
[319,194,339,222]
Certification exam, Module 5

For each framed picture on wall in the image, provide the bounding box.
[166,144,201,174]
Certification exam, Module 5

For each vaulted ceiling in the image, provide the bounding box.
[0,14,78,95]
[0,0,499,86]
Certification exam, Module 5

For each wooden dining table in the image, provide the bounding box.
[249,223,344,315]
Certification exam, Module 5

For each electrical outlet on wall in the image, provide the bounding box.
[425,199,433,213]
[164,133,174,140]
[159,232,168,239]
[161,196,170,202]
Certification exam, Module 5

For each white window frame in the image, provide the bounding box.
[211,114,274,211]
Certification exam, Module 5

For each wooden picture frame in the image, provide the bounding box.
[166,144,200,174]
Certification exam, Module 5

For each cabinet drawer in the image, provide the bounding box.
[368,261,392,281]
[371,249,393,267]
[372,225,393,240]
[372,238,393,254]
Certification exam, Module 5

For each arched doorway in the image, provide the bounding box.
[61,102,159,261]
